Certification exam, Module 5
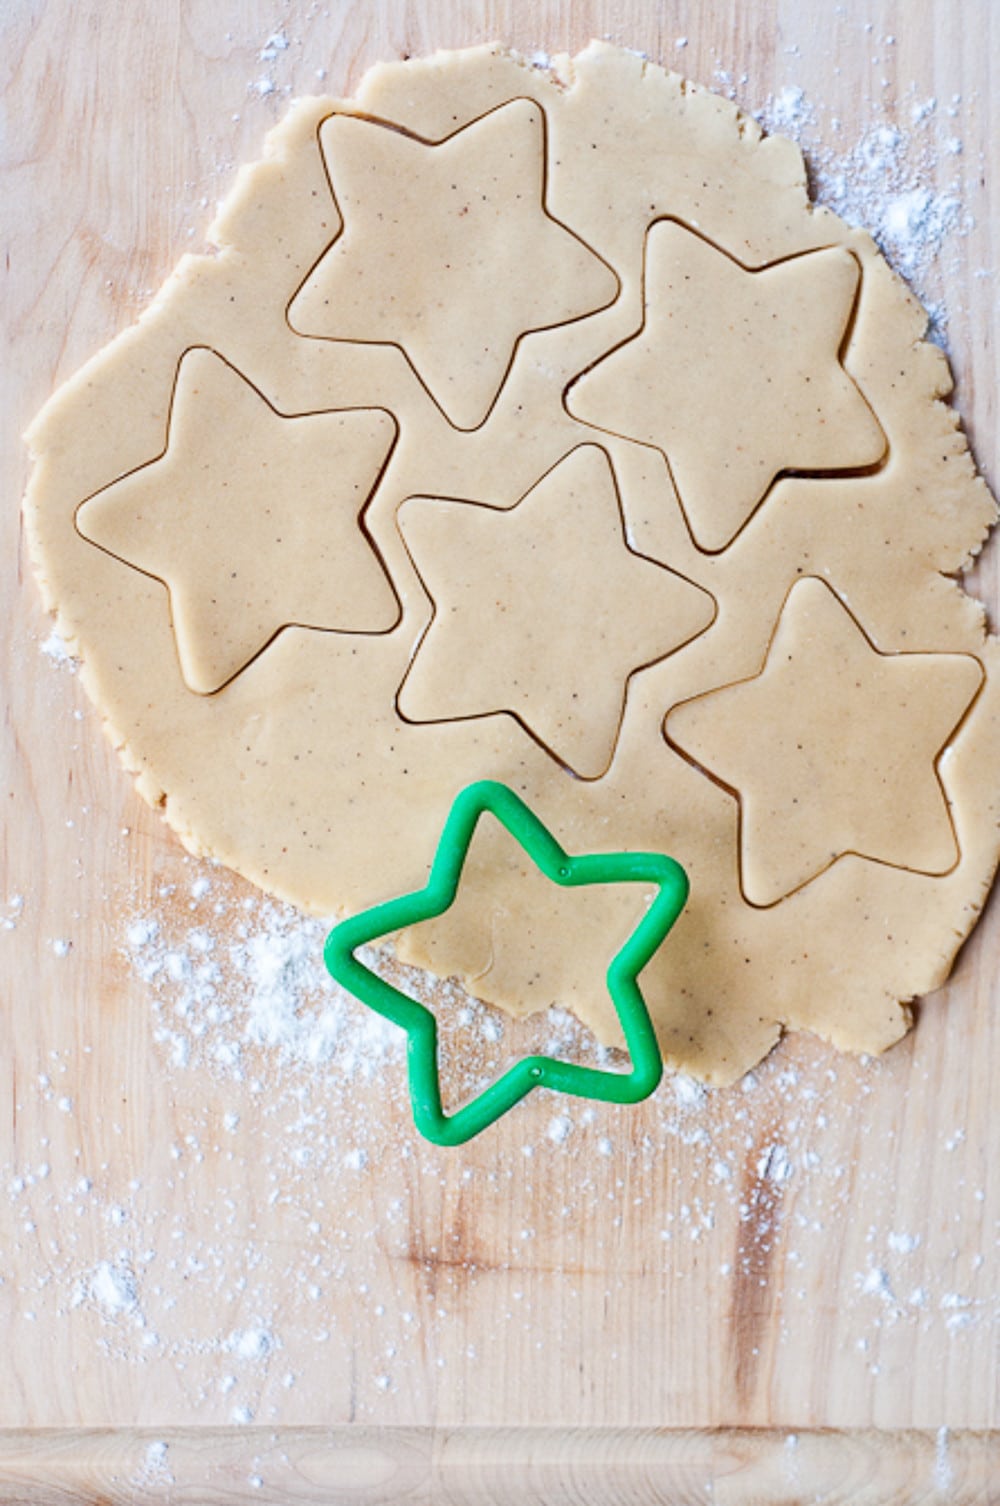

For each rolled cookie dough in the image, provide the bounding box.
[24,43,1000,1083]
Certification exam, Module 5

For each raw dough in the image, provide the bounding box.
[24,43,1000,1083]
[78,347,400,692]
[665,577,984,905]
[566,225,886,551]
[397,444,716,777]
[289,98,618,429]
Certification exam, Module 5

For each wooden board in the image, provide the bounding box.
[0,1427,997,1504]
[2,0,998,1498]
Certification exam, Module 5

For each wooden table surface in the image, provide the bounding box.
[2,1,998,1500]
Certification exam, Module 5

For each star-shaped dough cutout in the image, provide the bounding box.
[324,779,688,1146]
[77,348,399,694]
[566,221,887,552]
[288,99,619,430]
[665,577,983,905]
[397,445,717,778]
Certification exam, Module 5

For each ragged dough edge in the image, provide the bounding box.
[24,104,336,468]
[20,91,348,825]
[21,42,1000,1081]
[356,39,810,192]
[206,96,343,253]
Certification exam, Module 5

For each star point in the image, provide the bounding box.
[289,100,619,429]
[77,348,399,693]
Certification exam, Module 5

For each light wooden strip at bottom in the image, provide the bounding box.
[0,1427,995,1505]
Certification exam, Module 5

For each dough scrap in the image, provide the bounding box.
[23,43,1000,1084]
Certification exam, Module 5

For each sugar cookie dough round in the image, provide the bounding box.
[24,42,1000,1083]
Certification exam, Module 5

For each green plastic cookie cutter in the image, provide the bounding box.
[324,779,688,1147]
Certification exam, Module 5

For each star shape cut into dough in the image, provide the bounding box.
[397,444,717,778]
[324,779,689,1146]
[665,577,983,905]
[288,99,619,430]
[77,348,399,694]
[566,220,887,552]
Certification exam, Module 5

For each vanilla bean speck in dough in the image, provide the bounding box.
[23,43,1000,1083]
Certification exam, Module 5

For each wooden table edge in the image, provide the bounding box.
[0,1425,996,1503]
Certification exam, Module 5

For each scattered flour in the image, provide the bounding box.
[1,895,23,934]
[755,84,976,342]
[860,1264,896,1305]
[758,1144,794,1184]
[125,893,402,1085]
[40,626,79,671]
[768,84,809,130]
[228,1326,275,1362]
[258,31,289,61]
[133,1440,174,1489]
[87,1260,139,1317]
[673,1073,707,1110]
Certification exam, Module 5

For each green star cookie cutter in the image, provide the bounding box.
[324,779,689,1147]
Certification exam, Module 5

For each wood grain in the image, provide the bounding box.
[0,1427,996,1505]
[1,0,998,1476]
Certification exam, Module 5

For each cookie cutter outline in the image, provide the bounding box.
[563,217,889,555]
[394,442,718,782]
[324,778,689,1146]
[287,97,622,433]
[73,346,403,696]
[664,572,985,907]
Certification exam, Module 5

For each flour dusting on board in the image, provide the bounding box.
[4,846,995,1420]
[125,894,401,1080]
